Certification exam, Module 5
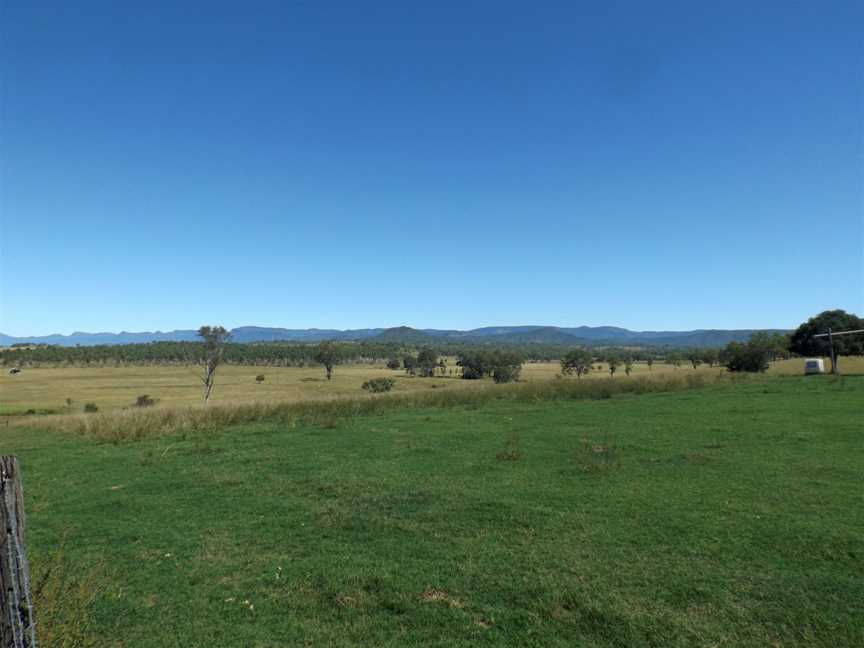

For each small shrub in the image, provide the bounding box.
[255,374,266,384]
[83,402,99,413]
[135,394,157,408]
[362,377,395,393]
[386,358,401,370]
[65,397,73,407]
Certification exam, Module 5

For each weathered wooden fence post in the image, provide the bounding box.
[1,456,37,648]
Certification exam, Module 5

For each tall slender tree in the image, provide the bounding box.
[199,325,230,404]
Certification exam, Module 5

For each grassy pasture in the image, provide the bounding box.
[3,375,862,646]
[2,356,859,418]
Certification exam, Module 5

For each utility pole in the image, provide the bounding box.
[812,328,864,375]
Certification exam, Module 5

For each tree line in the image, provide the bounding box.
[3,311,860,379]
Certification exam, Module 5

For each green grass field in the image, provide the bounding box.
[3,375,862,646]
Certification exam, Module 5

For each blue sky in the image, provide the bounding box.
[1,1,862,336]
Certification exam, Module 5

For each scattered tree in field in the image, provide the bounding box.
[403,354,418,375]
[722,332,775,373]
[313,341,339,380]
[561,348,593,378]
[701,349,719,367]
[769,334,792,360]
[199,325,230,403]
[646,357,654,371]
[789,310,864,374]
[362,377,395,393]
[624,356,634,376]
[386,357,401,370]
[65,397,73,407]
[607,354,620,377]
[666,352,682,369]
[255,374,265,384]
[687,350,703,370]
[83,402,98,413]
[416,347,439,377]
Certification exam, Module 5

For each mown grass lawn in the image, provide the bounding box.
[4,376,863,646]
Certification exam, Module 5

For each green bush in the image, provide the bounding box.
[723,333,774,373]
[83,402,99,413]
[362,377,396,393]
[492,364,521,384]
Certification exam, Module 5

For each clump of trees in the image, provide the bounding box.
[560,349,593,378]
[457,349,523,383]
[362,377,395,393]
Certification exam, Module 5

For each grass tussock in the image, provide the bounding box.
[29,373,725,443]
[32,549,105,648]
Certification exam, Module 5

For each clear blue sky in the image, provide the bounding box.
[1,1,862,336]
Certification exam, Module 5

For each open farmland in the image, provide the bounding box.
[2,356,861,420]
[3,375,862,646]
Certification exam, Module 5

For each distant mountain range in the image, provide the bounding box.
[0,325,786,348]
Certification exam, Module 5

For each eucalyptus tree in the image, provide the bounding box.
[687,350,703,370]
[624,356,634,376]
[416,347,439,378]
[313,341,340,380]
[560,348,593,378]
[199,325,230,404]
[607,353,620,377]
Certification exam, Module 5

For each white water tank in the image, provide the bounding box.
[804,358,824,375]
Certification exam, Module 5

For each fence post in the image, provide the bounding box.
[1,456,37,648]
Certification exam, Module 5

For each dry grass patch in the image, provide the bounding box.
[421,587,464,608]
[19,372,724,442]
